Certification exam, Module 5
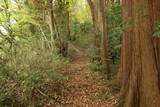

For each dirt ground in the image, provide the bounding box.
[45,45,118,107]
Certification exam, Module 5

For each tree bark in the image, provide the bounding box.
[87,0,111,74]
[117,0,133,92]
[152,0,160,86]
[87,0,101,60]
[99,0,111,75]
[119,0,160,106]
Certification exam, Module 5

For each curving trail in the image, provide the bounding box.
[45,44,118,107]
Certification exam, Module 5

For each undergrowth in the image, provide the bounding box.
[0,38,69,107]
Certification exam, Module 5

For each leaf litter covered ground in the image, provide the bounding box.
[45,45,118,107]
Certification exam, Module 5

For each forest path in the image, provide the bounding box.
[46,44,118,107]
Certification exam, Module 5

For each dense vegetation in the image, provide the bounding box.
[0,0,160,107]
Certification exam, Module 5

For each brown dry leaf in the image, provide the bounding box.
[45,45,119,107]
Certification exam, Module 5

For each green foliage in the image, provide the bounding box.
[153,21,160,37]
[79,21,92,33]
[86,45,100,59]
[85,45,102,71]
[70,20,93,48]
[107,2,122,64]
[67,48,77,61]
[0,0,122,106]
[88,61,102,71]
[71,0,90,23]
[70,20,92,38]
[0,1,69,106]
[0,38,68,106]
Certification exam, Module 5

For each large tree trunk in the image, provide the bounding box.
[119,0,160,106]
[116,0,133,92]
[152,0,160,83]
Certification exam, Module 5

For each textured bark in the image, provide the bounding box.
[120,0,133,91]
[152,0,160,84]
[119,0,160,106]
[114,0,133,89]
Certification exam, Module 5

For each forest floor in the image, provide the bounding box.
[45,45,118,107]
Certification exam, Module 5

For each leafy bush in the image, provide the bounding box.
[70,20,93,48]
[85,45,102,71]
[153,21,160,37]
[88,61,102,71]
[0,38,69,106]
[107,2,122,64]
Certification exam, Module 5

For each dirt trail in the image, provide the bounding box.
[46,45,118,107]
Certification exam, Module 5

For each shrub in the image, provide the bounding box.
[0,39,69,106]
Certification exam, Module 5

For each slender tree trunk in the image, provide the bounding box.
[49,8,55,37]
[99,0,111,75]
[87,0,111,74]
[119,0,160,106]
[48,0,70,57]
[48,0,55,51]
[87,0,101,61]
